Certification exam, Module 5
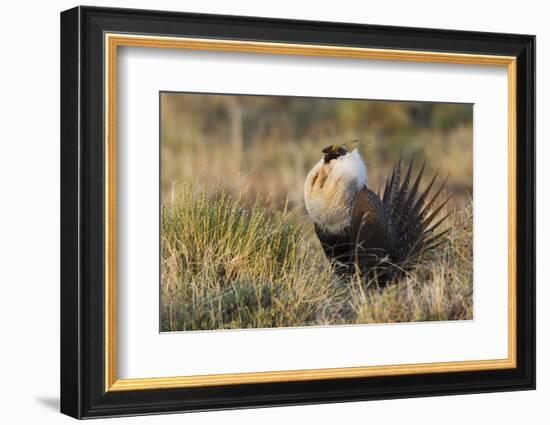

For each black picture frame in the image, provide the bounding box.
[60,5,535,419]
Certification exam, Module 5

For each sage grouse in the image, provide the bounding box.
[304,145,450,282]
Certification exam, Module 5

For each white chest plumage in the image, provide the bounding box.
[304,149,367,234]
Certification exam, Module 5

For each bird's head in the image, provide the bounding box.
[322,145,348,163]
[304,146,367,233]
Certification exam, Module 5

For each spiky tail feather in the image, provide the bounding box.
[382,157,451,269]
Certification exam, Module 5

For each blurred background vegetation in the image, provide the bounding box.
[160,92,472,216]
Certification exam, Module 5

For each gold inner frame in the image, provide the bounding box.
[104,33,517,392]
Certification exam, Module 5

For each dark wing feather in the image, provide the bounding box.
[314,223,352,266]
[350,188,396,273]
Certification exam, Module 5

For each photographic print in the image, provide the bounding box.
[61,8,535,417]
[160,92,473,332]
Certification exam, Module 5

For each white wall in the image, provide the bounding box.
[0,1,545,423]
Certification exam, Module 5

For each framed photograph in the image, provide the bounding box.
[60,6,535,419]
